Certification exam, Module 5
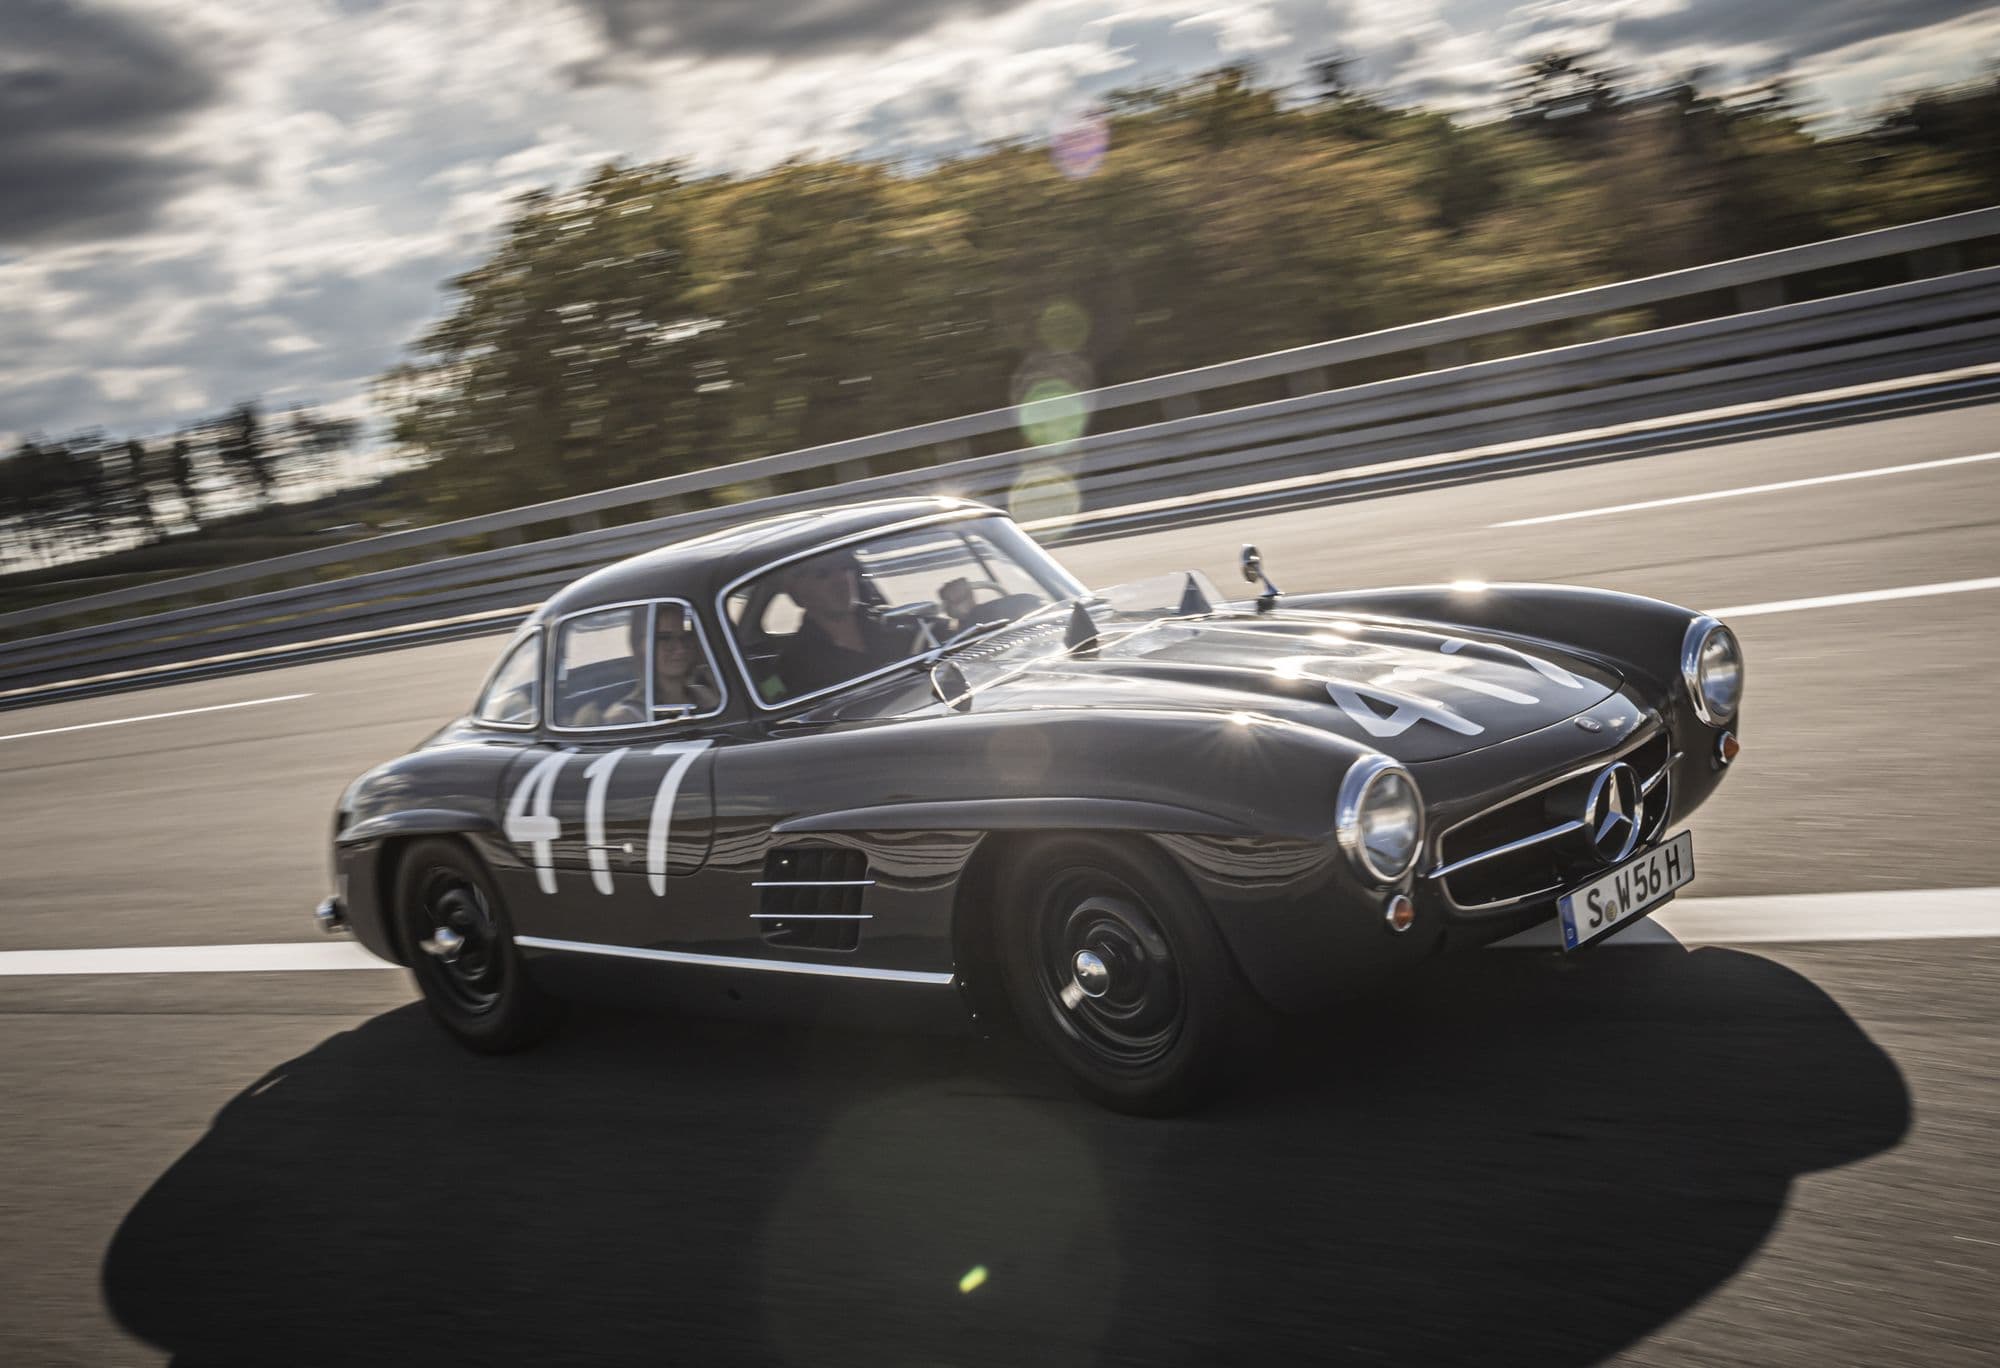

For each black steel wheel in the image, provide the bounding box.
[998,837,1263,1115]
[394,837,560,1053]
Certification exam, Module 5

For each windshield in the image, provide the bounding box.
[724,515,1084,706]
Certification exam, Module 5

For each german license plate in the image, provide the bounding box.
[1557,831,1695,950]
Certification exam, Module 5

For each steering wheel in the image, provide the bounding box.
[877,600,947,651]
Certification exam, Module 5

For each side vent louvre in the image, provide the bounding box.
[757,846,870,952]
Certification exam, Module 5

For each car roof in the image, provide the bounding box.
[534,495,998,624]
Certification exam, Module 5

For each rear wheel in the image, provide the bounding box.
[393,837,560,1053]
[997,837,1262,1115]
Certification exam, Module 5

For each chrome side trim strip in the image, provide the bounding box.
[750,879,877,887]
[1429,819,1584,879]
[514,935,952,985]
[749,913,874,920]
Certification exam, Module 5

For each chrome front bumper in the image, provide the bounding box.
[314,897,349,935]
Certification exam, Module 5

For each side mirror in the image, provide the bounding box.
[1240,543,1281,612]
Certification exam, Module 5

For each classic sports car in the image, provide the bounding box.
[319,496,1744,1113]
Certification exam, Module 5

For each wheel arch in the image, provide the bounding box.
[948,828,1239,1034]
[361,824,499,968]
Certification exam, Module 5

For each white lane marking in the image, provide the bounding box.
[1492,886,2000,949]
[0,941,395,976]
[1710,576,2000,619]
[1492,450,2000,527]
[2,888,1993,977]
[0,692,314,744]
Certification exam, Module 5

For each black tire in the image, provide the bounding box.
[996,836,1265,1116]
[392,837,561,1054]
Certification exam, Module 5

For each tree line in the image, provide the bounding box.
[1,403,358,568]
[384,59,2000,515]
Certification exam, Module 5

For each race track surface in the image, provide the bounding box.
[2,398,1997,1365]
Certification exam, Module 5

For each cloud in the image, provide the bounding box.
[0,0,227,244]
[2,0,1993,453]
[1612,0,1996,65]
[565,0,1029,76]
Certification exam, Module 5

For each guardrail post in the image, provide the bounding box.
[1908,245,1964,279]
[837,458,872,482]
[1735,280,1786,312]
[1423,342,1470,370]
[569,512,602,534]
[1285,368,1327,397]
[1162,395,1200,421]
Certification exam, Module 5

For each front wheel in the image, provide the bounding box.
[997,837,1264,1115]
[393,837,560,1054]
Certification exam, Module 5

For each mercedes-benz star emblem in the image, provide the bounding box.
[1582,762,1643,864]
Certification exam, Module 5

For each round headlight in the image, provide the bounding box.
[1338,757,1424,883]
[1681,618,1743,724]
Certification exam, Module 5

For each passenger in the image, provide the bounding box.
[582,605,718,725]
[775,549,911,698]
[649,603,720,715]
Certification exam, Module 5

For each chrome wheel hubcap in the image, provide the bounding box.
[1071,948,1111,999]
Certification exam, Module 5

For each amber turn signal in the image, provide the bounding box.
[1384,893,1416,934]
[1717,731,1741,765]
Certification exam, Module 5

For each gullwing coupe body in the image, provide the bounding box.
[320,497,1744,1112]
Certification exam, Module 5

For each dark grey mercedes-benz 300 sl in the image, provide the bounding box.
[319,496,1744,1113]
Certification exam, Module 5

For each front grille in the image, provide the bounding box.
[1433,729,1675,912]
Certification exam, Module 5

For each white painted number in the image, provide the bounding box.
[503,748,573,894]
[504,741,712,897]
[647,741,711,895]
[582,748,630,895]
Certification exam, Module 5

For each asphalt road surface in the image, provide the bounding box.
[2,398,1997,1365]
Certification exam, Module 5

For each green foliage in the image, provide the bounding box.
[383,65,2000,517]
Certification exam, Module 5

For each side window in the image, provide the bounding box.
[553,606,645,729]
[648,600,725,719]
[551,601,728,730]
[475,634,541,726]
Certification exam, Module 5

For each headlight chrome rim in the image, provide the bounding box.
[1337,755,1424,884]
[1680,616,1743,725]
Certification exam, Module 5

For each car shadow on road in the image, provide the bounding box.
[103,943,1908,1368]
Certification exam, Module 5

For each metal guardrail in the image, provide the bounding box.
[3,207,1998,702]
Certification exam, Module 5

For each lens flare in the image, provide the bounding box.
[1008,464,1082,530]
[1051,115,1109,179]
[1019,378,1088,449]
[959,1265,989,1294]
[1038,298,1090,354]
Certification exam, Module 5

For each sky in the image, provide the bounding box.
[3,0,1996,452]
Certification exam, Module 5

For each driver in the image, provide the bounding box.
[775,549,914,698]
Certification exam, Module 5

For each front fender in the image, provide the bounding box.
[337,807,502,847]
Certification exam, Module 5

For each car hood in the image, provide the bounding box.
[826,607,1623,763]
